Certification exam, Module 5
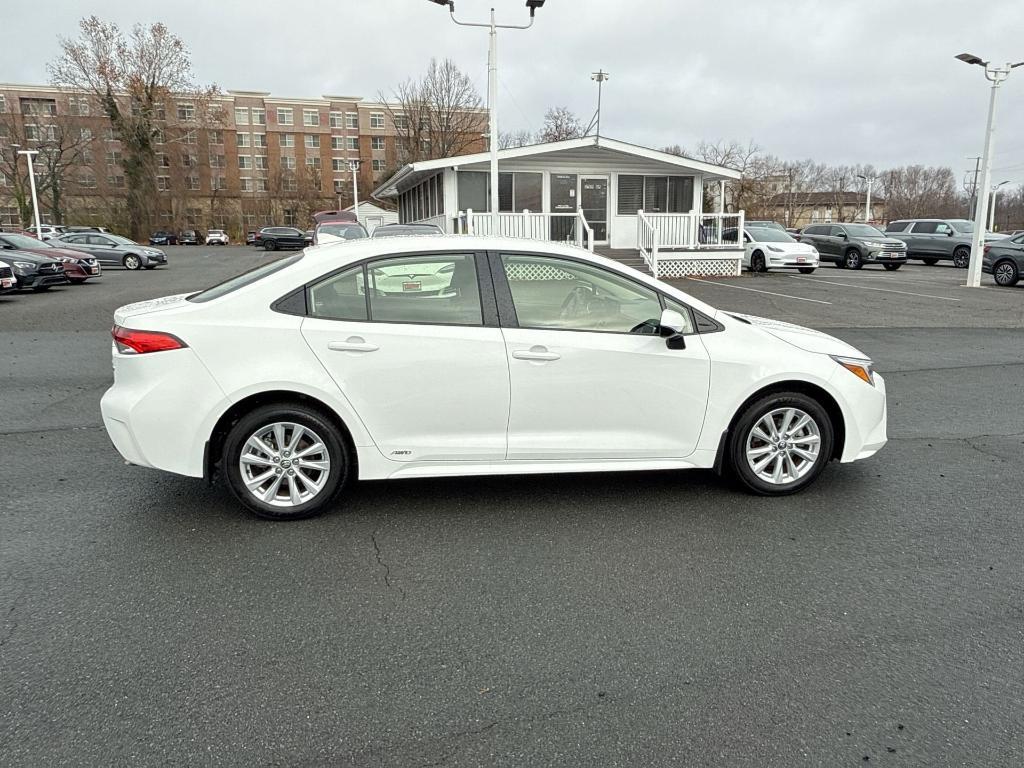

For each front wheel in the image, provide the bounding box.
[123,254,142,270]
[797,267,816,274]
[883,263,902,271]
[993,259,1020,286]
[952,247,970,269]
[728,392,834,496]
[750,251,767,273]
[842,250,862,270]
[223,404,351,520]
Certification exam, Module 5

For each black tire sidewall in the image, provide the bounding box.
[994,260,1019,286]
[223,404,350,520]
[883,263,901,271]
[751,252,765,272]
[123,255,141,270]
[728,392,835,496]
[953,247,970,268]
[845,250,862,269]
[264,240,276,251]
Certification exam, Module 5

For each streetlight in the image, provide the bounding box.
[12,146,43,236]
[955,52,1024,287]
[427,0,545,233]
[348,159,362,223]
[856,173,876,223]
[988,179,1011,231]
[589,70,610,137]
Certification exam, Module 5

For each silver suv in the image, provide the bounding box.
[884,218,998,268]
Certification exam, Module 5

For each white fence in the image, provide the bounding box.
[460,210,594,252]
[637,210,745,278]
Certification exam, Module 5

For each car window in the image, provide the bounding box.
[886,221,909,232]
[911,222,938,234]
[1011,234,1024,244]
[309,265,367,321]
[87,235,110,245]
[188,253,304,303]
[934,223,953,235]
[366,253,482,326]
[501,254,663,334]
[829,226,846,237]
[803,226,824,235]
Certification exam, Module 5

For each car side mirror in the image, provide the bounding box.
[839,232,848,239]
[946,230,955,237]
[659,308,687,350]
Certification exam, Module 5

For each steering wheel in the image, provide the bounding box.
[559,285,595,320]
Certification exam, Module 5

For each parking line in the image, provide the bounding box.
[787,275,961,301]
[687,278,832,304]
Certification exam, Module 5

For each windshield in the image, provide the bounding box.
[950,220,974,233]
[108,235,137,245]
[1,233,47,249]
[843,224,886,237]
[188,253,304,303]
[748,228,795,243]
[746,221,785,231]
[318,223,367,240]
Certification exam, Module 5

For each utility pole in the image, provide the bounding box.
[588,70,610,137]
[857,173,876,222]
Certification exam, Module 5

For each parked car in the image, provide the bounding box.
[798,223,908,270]
[246,230,257,245]
[304,230,315,246]
[55,232,167,270]
[724,227,819,273]
[884,218,1002,268]
[0,259,16,294]
[100,236,887,520]
[314,221,368,245]
[983,232,1024,286]
[179,230,201,246]
[149,231,178,246]
[0,232,101,284]
[255,227,308,250]
[26,225,66,241]
[205,229,230,246]
[3,250,70,291]
[744,220,787,233]
[785,227,802,238]
[371,223,445,238]
[64,226,114,235]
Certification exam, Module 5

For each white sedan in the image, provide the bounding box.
[205,229,230,246]
[101,236,886,520]
[731,226,820,273]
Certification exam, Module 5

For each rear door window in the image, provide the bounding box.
[911,222,938,234]
[367,253,482,326]
[886,221,910,232]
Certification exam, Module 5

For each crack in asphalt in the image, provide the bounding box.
[370,529,406,602]
[0,586,27,649]
[0,425,104,437]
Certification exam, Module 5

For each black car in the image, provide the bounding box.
[983,232,1024,286]
[179,230,200,245]
[255,226,308,251]
[2,249,70,291]
[797,223,908,270]
[149,231,178,246]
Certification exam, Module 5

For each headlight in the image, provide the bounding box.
[61,257,76,263]
[766,245,785,253]
[12,261,35,271]
[831,355,875,386]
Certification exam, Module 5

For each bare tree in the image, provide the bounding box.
[880,165,960,221]
[499,129,533,149]
[381,59,485,164]
[49,16,218,238]
[537,106,584,143]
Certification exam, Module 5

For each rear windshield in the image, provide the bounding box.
[188,253,303,303]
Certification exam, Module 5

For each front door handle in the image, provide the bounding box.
[328,337,379,353]
[512,346,560,362]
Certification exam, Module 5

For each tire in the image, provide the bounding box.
[952,247,970,269]
[264,240,277,251]
[883,263,902,271]
[797,267,816,274]
[993,259,1020,286]
[123,254,142,270]
[728,392,834,496]
[750,251,767,273]
[222,403,351,520]
[922,258,939,266]
[842,249,862,270]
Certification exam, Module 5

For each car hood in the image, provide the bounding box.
[755,241,815,251]
[861,237,905,246]
[27,245,93,260]
[2,249,60,266]
[730,313,868,358]
[114,293,193,324]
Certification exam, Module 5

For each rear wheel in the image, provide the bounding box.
[728,392,834,496]
[750,251,767,273]
[842,249,862,269]
[223,404,351,520]
[993,259,1020,286]
[952,246,970,269]
[264,240,277,251]
[123,254,142,270]
[883,263,902,271]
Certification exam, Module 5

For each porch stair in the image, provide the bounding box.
[595,247,652,275]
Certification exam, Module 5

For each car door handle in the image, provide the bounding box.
[512,346,560,362]
[328,337,379,353]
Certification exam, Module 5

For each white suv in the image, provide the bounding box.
[205,229,229,246]
[27,225,66,241]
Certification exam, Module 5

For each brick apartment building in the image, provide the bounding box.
[0,83,485,235]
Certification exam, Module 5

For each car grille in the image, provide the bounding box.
[881,243,905,250]
[0,266,13,279]
[37,263,62,274]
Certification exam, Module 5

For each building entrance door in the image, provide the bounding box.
[580,176,609,244]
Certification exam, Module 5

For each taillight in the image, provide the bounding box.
[983,245,990,254]
[111,324,187,354]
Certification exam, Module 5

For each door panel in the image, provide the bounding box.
[550,173,578,243]
[580,177,609,243]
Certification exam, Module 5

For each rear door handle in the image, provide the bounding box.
[512,346,560,362]
[328,337,379,353]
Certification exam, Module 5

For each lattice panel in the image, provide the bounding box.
[658,258,742,278]
[504,262,579,281]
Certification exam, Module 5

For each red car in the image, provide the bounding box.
[0,231,102,283]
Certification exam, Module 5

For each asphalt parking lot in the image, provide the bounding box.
[2,245,1023,766]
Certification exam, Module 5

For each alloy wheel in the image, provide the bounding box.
[123,254,141,270]
[953,248,970,268]
[994,261,1019,286]
[239,422,331,508]
[745,407,821,486]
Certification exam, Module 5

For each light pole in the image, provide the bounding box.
[428,0,545,233]
[12,146,43,235]
[857,173,876,222]
[988,179,1010,231]
[955,52,1024,287]
[349,159,361,223]
[590,70,610,137]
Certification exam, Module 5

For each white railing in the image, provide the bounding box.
[638,210,660,278]
[642,211,745,249]
[412,213,452,233]
[461,209,594,251]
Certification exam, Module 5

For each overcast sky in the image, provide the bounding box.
[3,0,1023,184]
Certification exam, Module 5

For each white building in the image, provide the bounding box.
[345,201,398,233]
[372,136,745,277]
